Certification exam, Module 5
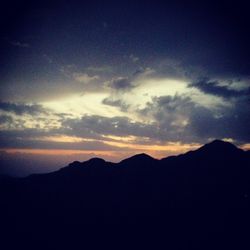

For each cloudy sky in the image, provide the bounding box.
[1,0,250,176]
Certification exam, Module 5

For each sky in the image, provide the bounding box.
[0,0,250,176]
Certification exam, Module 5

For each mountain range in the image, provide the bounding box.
[1,140,250,250]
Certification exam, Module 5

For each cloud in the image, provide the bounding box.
[188,78,250,98]
[87,66,113,73]
[0,93,248,160]
[60,65,100,84]
[129,54,139,63]
[0,131,123,151]
[0,115,13,125]
[139,94,250,143]
[10,40,30,48]
[102,97,130,112]
[106,68,156,93]
[133,67,155,78]
[108,77,135,91]
[62,115,156,139]
[59,96,250,143]
[0,91,249,158]
[73,73,99,83]
[138,95,196,141]
[187,97,250,142]
[0,101,48,116]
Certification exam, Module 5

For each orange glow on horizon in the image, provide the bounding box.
[4,141,247,161]
[104,140,201,152]
[241,144,250,151]
[3,141,201,160]
[5,148,116,157]
[27,135,95,143]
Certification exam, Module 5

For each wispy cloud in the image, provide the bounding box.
[129,54,139,63]
[188,78,250,99]
[10,40,30,48]
[0,101,47,116]
[73,73,99,83]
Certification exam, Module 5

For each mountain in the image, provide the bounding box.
[120,153,156,164]
[0,140,250,250]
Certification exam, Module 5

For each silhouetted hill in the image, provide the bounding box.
[1,140,250,250]
[194,139,244,157]
[162,139,244,161]
[120,153,156,164]
[57,157,112,174]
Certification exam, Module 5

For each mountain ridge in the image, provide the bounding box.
[1,139,250,250]
[61,139,246,171]
[1,140,247,179]
[56,139,248,174]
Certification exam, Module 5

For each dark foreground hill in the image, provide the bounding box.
[1,140,250,250]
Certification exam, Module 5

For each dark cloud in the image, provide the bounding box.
[62,115,157,139]
[0,114,13,124]
[0,129,55,146]
[188,78,250,98]
[108,77,135,91]
[188,98,250,142]
[138,94,250,143]
[0,132,123,151]
[139,95,193,125]
[138,95,197,142]
[0,101,47,115]
[102,97,129,112]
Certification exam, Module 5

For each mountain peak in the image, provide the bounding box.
[68,158,106,167]
[120,153,156,164]
[59,158,106,173]
[203,139,237,149]
[196,139,242,155]
[85,157,106,164]
[209,139,233,145]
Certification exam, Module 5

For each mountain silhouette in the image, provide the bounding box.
[1,140,250,250]
[120,153,156,163]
